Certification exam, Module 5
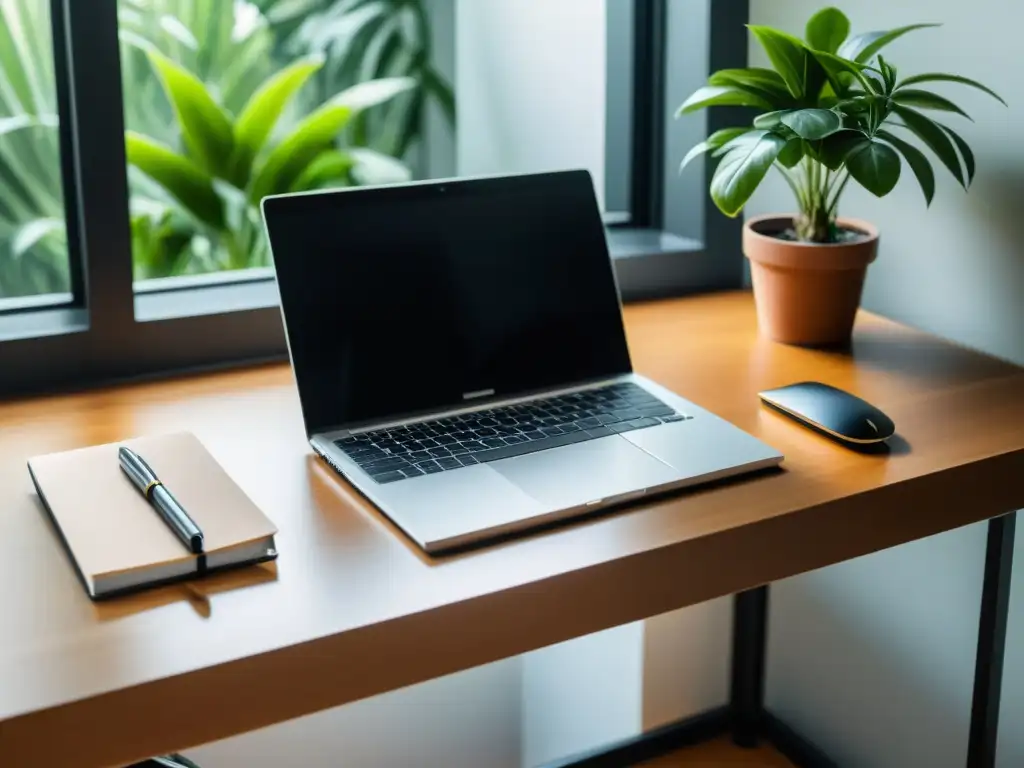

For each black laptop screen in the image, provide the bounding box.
[264,171,632,435]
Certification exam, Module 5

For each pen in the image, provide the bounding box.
[118,446,204,554]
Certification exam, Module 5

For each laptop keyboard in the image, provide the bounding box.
[333,382,692,484]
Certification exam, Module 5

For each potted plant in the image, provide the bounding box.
[677,6,1004,346]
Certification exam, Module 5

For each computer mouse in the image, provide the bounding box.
[758,381,895,446]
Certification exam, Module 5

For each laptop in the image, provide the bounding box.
[262,170,783,553]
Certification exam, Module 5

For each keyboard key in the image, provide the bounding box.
[611,417,661,434]
[449,446,470,456]
[612,409,643,422]
[400,467,425,478]
[560,422,581,432]
[478,418,499,427]
[435,435,458,446]
[363,457,410,474]
[521,430,545,441]
[482,437,506,448]
[503,435,526,445]
[387,445,410,455]
[407,450,431,462]
[638,405,675,418]
[437,457,463,470]
[597,413,623,425]
[459,440,487,451]
[541,426,565,436]
[584,425,614,439]
[575,417,602,429]
[350,449,388,464]
[475,427,498,437]
[373,471,406,484]
[458,456,479,466]
[428,447,452,457]
[470,429,590,462]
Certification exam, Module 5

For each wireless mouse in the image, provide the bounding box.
[758,381,895,446]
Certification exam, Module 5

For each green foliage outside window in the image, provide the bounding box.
[0,0,454,298]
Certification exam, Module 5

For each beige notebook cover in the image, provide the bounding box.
[28,432,278,599]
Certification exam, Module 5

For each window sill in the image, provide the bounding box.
[134,268,279,322]
[0,302,87,343]
[607,227,712,301]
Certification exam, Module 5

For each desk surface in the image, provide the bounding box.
[2,292,1022,768]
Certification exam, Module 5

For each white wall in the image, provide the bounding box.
[455,0,607,208]
[188,661,522,768]
[521,625,643,767]
[740,1,1024,765]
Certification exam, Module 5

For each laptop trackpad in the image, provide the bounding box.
[491,436,678,509]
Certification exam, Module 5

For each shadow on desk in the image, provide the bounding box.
[92,563,278,621]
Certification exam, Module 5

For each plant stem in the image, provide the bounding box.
[827,171,852,216]
[774,163,807,210]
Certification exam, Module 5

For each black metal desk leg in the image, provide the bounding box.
[731,585,769,747]
[967,512,1016,768]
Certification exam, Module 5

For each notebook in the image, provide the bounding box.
[28,432,278,600]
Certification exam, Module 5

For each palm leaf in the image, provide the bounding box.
[125,131,226,229]
[248,76,415,203]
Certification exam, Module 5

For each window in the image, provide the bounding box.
[0,0,749,397]
[0,0,71,305]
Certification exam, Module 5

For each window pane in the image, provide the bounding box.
[453,0,613,211]
[119,0,452,287]
[0,0,70,302]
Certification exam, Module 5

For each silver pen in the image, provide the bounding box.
[118,446,204,554]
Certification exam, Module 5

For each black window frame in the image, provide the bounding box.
[0,0,750,398]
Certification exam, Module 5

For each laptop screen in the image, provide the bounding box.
[264,170,632,435]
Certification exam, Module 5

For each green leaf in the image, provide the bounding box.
[11,217,64,258]
[877,56,897,93]
[708,68,794,104]
[753,110,791,129]
[780,108,843,140]
[818,130,867,170]
[289,150,354,191]
[892,89,972,120]
[147,49,235,179]
[805,7,850,54]
[877,129,935,205]
[777,138,804,168]
[896,73,1006,106]
[679,128,749,172]
[937,121,976,185]
[845,138,901,197]
[423,65,455,124]
[676,85,773,115]
[349,147,412,186]
[679,127,750,173]
[838,24,940,64]
[249,76,415,203]
[747,26,808,99]
[710,131,787,217]
[809,49,872,94]
[230,56,324,188]
[124,131,225,229]
[892,105,966,188]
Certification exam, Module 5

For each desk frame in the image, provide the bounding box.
[544,511,1017,768]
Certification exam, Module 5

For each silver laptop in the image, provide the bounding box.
[262,171,782,553]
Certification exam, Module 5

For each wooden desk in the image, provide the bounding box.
[1,292,1021,768]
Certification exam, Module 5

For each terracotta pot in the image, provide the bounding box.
[743,214,879,347]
